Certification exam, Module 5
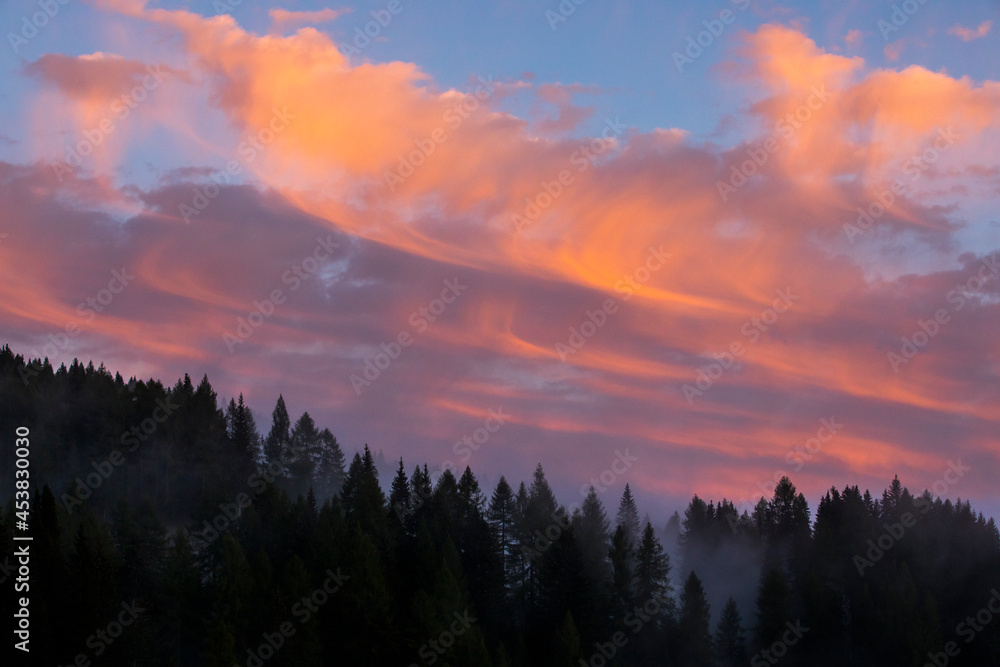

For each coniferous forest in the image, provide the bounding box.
[1,346,999,667]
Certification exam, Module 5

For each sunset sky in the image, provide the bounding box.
[2,0,999,518]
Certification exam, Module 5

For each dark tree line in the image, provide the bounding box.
[1,346,999,666]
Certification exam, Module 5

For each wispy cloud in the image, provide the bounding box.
[269,7,347,32]
[947,20,992,42]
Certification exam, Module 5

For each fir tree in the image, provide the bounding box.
[263,394,291,472]
[715,596,748,667]
[679,571,713,667]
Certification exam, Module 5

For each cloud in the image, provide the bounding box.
[6,10,1000,510]
[269,8,347,32]
[23,53,182,101]
[884,40,904,62]
[947,20,992,42]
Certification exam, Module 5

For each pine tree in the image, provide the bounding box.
[527,463,559,528]
[664,510,681,552]
[341,453,363,516]
[680,494,710,575]
[69,512,119,640]
[522,465,562,603]
[226,393,261,467]
[111,499,166,601]
[212,534,253,647]
[755,567,792,649]
[550,611,583,666]
[573,486,612,597]
[160,529,204,665]
[715,596,748,667]
[341,446,387,538]
[609,524,634,614]
[635,522,674,619]
[458,466,486,519]
[616,483,641,549]
[389,457,411,523]
[263,394,291,471]
[315,427,346,498]
[679,571,713,667]
[489,476,516,585]
[512,481,531,597]
[288,411,320,493]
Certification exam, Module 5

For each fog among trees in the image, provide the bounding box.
[2,346,999,666]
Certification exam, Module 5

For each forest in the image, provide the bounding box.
[1,345,999,667]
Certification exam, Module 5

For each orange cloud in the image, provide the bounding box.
[948,20,992,42]
[269,8,346,32]
[9,8,1000,510]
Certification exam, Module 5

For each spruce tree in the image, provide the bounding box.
[263,394,291,471]
[616,483,641,549]
[288,411,320,492]
[609,524,634,613]
[714,596,748,667]
[315,427,346,498]
[573,486,612,597]
[755,567,792,649]
[389,457,411,521]
[635,521,674,620]
[226,393,260,468]
[488,476,516,585]
[679,571,713,667]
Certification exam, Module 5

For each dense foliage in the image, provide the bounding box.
[1,346,999,666]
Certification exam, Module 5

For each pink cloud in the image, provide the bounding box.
[269,8,347,32]
[7,11,1000,510]
[948,20,992,42]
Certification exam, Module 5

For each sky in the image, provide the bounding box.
[1,0,999,521]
